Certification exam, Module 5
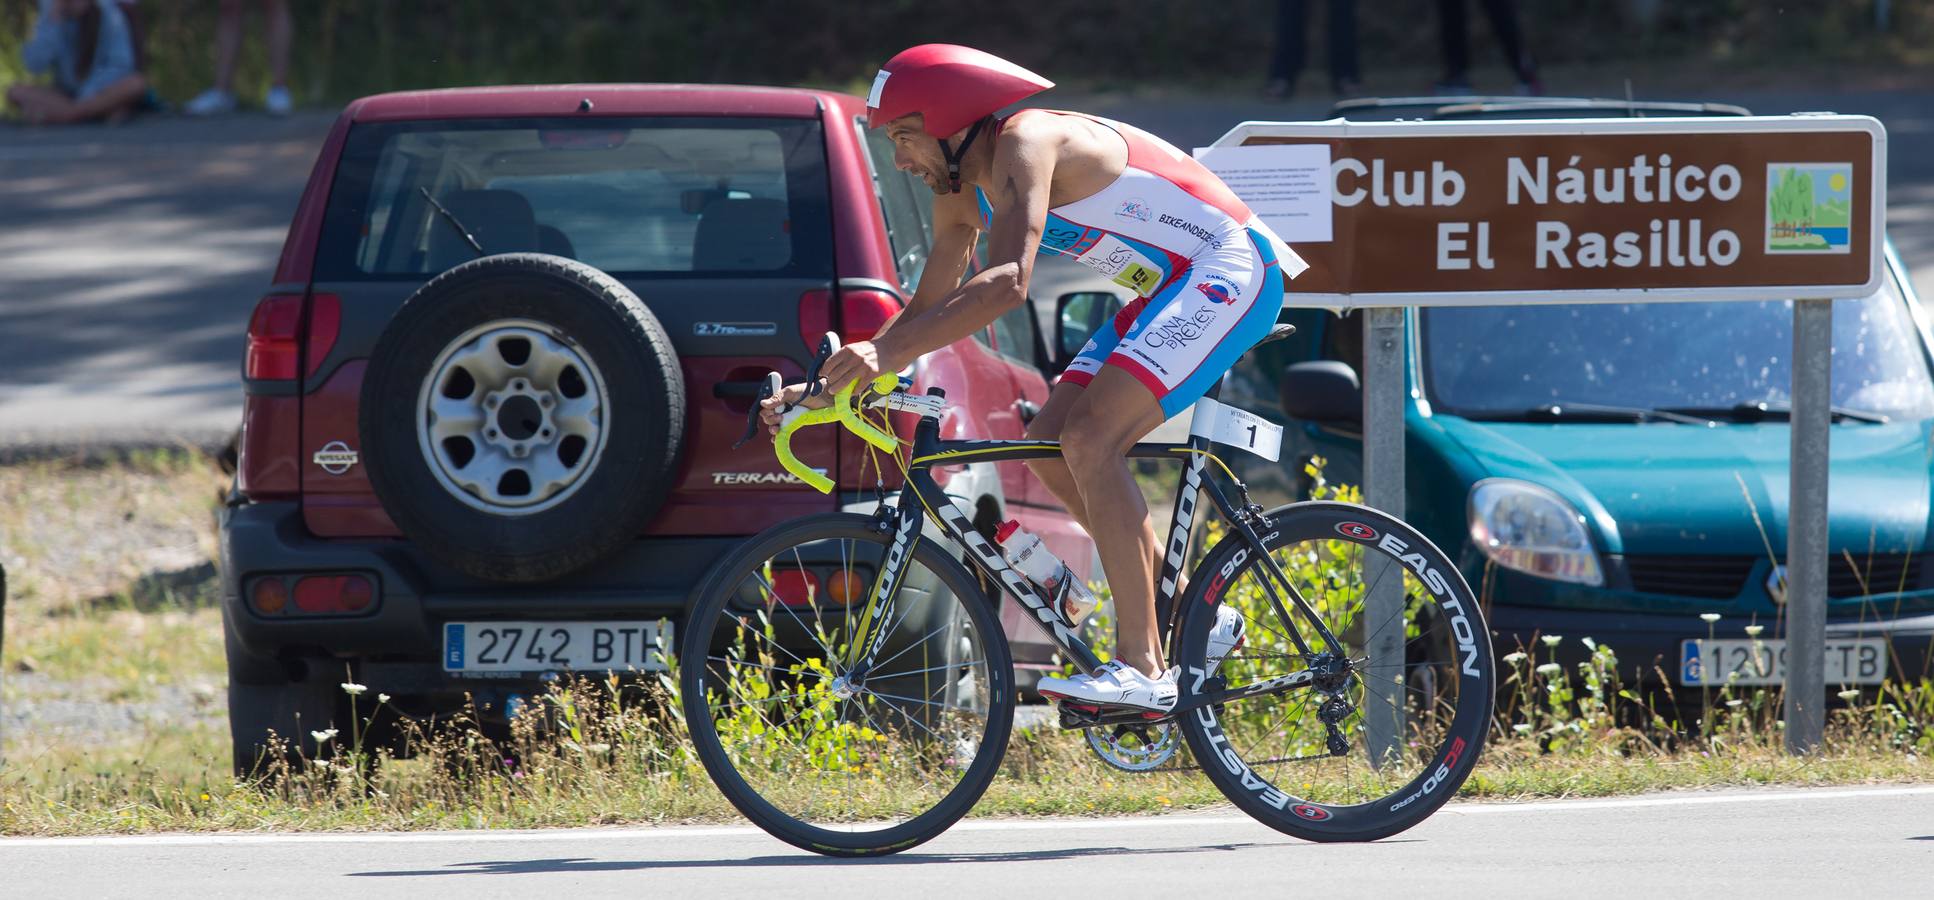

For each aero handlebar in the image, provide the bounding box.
[732,333,902,494]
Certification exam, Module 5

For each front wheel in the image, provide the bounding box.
[1175,502,1493,842]
[681,513,1014,857]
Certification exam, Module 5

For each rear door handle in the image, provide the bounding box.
[1015,399,1040,423]
[714,380,768,399]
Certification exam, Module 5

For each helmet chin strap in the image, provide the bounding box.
[935,116,991,194]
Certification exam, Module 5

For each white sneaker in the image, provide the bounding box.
[265,86,293,116]
[1038,661,1177,712]
[184,88,236,116]
[1205,605,1247,671]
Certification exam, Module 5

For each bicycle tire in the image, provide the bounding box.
[681,512,1015,857]
[1174,501,1493,842]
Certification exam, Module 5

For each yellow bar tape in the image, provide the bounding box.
[771,373,905,493]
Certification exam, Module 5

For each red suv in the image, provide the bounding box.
[221,85,1096,773]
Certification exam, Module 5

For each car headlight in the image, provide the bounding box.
[1468,479,1603,586]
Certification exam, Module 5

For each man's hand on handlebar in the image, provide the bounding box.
[758,381,831,437]
[817,339,904,403]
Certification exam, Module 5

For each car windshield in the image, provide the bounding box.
[317,116,832,279]
[1420,275,1934,421]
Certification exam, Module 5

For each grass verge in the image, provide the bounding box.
[2,455,1931,837]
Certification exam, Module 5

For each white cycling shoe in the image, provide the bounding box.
[1204,605,1247,671]
[1038,661,1177,712]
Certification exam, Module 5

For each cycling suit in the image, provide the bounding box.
[975,110,1309,417]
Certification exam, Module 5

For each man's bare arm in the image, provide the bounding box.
[830,121,1055,386]
[869,189,981,339]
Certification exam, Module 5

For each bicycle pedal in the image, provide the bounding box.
[1054,700,1172,730]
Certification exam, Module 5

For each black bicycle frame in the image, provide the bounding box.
[845,396,1347,714]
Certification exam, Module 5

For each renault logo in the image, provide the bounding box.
[1766,564,1787,604]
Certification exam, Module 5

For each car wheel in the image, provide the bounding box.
[225,618,343,778]
[360,253,684,582]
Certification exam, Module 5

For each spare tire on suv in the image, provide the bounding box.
[360,253,684,582]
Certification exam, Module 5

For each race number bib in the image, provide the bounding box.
[1190,398,1284,462]
[1074,234,1165,296]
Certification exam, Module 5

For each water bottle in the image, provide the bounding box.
[994,520,1098,627]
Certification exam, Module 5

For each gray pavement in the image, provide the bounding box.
[2,88,1931,448]
[4,786,1932,897]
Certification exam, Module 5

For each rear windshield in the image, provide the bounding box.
[316,116,832,280]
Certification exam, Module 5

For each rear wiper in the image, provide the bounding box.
[418,187,485,258]
[1657,401,1890,424]
[1467,401,1714,425]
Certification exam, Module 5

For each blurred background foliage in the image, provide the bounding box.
[2,1,1929,106]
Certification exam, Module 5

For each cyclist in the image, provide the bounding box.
[762,43,1308,711]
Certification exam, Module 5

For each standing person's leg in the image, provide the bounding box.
[263,0,293,113]
[1265,0,1309,99]
[187,0,247,113]
[1478,0,1540,93]
[1435,0,1471,92]
[1327,0,1360,93]
[213,0,245,93]
[266,0,292,87]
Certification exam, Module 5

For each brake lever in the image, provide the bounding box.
[802,333,841,399]
[733,371,786,450]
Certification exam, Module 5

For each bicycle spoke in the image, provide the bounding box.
[1186,524,1488,820]
[751,567,841,668]
[686,518,1010,847]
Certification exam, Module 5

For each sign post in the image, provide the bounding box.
[1787,298,1832,752]
[1201,114,1887,755]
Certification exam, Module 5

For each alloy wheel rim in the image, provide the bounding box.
[415,319,611,515]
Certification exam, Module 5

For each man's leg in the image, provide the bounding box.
[1023,383,1092,524]
[65,75,150,124]
[6,85,71,124]
[1057,367,1167,676]
[1025,382,1170,641]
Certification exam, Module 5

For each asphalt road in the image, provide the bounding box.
[4,786,1932,897]
[2,87,1931,448]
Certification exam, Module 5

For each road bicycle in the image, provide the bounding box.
[680,330,1493,857]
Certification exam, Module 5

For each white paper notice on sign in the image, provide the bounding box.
[1193,143,1333,244]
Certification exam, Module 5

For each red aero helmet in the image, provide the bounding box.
[865,44,1053,137]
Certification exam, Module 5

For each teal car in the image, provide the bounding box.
[1211,237,1934,691]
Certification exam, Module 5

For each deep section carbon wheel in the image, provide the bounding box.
[1174,502,1493,842]
[681,513,1014,857]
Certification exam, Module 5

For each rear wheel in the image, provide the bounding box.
[681,513,1013,857]
[1175,502,1492,842]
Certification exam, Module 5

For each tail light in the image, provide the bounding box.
[245,295,304,379]
[294,574,374,613]
[826,570,866,606]
[771,569,819,606]
[798,290,834,350]
[303,293,341,376]
[248,574,377,616]
[840,289,900,342]
[796,288,903,347]
[244,292,341,380]
[250,578,288,615]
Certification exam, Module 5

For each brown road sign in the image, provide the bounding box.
[1202,115,1887,306]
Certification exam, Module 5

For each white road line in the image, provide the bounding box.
[4,785,1928,848]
